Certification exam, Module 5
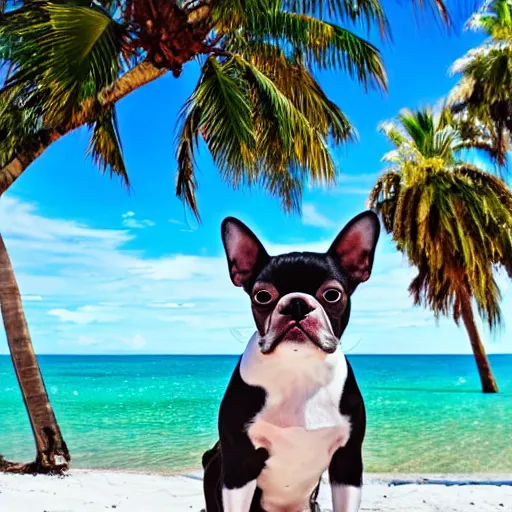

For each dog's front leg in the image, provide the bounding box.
[221,445,268,512]
[328,440,363,512]
[331,483,361,512]
[222,480,257,511]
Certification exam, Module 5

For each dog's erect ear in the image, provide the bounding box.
[328,211,380,292]
[221,217,270,291]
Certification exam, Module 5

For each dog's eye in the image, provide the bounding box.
[323,289,342,303]
[254,290,273,305]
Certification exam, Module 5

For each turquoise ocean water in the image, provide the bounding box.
[1,354,511,473]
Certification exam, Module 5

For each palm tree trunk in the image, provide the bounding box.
[0,61,166,196]
[98,62,166,107]
[0,233,70,473]
[460,291,499,394]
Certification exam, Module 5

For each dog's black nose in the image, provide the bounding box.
[281,298,313,322]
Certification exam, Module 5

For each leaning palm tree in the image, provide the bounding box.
[369,108,512,393]
[448,0,512,167]
[0,0,453,473]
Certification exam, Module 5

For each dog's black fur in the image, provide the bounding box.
[202,212,380,512]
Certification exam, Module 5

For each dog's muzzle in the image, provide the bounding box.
[259,293,339,354]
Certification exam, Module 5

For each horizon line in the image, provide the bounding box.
[1,353,511,357]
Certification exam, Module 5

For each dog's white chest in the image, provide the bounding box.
[247,409,350,512]
[240,337,351,511]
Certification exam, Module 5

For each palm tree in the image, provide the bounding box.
[448,0,512,168]
[369,108,512,393]
[0,235,70,473]
[0,0,452,473]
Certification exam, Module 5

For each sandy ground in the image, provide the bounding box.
[0,470,511,511]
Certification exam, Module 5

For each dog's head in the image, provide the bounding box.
[221,212,380,355]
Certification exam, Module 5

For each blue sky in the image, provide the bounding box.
[0,3,510,355]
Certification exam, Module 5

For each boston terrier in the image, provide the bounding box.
[202,211,380,512]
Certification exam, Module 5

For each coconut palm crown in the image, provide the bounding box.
[0,0,394,217]
[369,107,512,392]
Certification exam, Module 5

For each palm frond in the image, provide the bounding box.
[285,0,389,35]
[192,56,256,175]
[378,120,408,148]
[175,95,202,218]
[236,54,335,183]
[230,40,355,143]
[213,0,390,37]
[288,0,452,28]
[259,166,304,213]
[280,63,355,144]
[211,0,272,28]
[0,83,42,165]
[221,8,387,92]
[368,169,402,232]
[448,0,512,174]
[87,106,129,186]
[175,56,256,218]
[0,3,123,127]
[253,12,387,91]
[397,108,434,151]
[175,50,346,218]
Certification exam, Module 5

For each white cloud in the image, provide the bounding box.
[22,295,43,301]
[127,255,222,281]
[73,333,146,351]
[75,335,103,346]
[302,203,334,228]
[0,197,131,245]
[121,211,155,229]
[123,218,155,229]
[157,311,251,330]
[119,334,146,350]
[48,305,122,325]
[148,302,195,309]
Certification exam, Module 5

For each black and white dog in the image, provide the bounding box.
[202,211,380,512]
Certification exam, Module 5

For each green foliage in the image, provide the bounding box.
[0,0,453,213]
[0,3,123,126]
[0,2,126,182]
[176,52,351,216]
[248,11,387,90]
[449,0,512,168]
[369,108,512,328]
[0,85,40,166]
[174,0,392,218]
[87,107,129,186]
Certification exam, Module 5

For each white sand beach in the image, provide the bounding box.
[1,470,511,511]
